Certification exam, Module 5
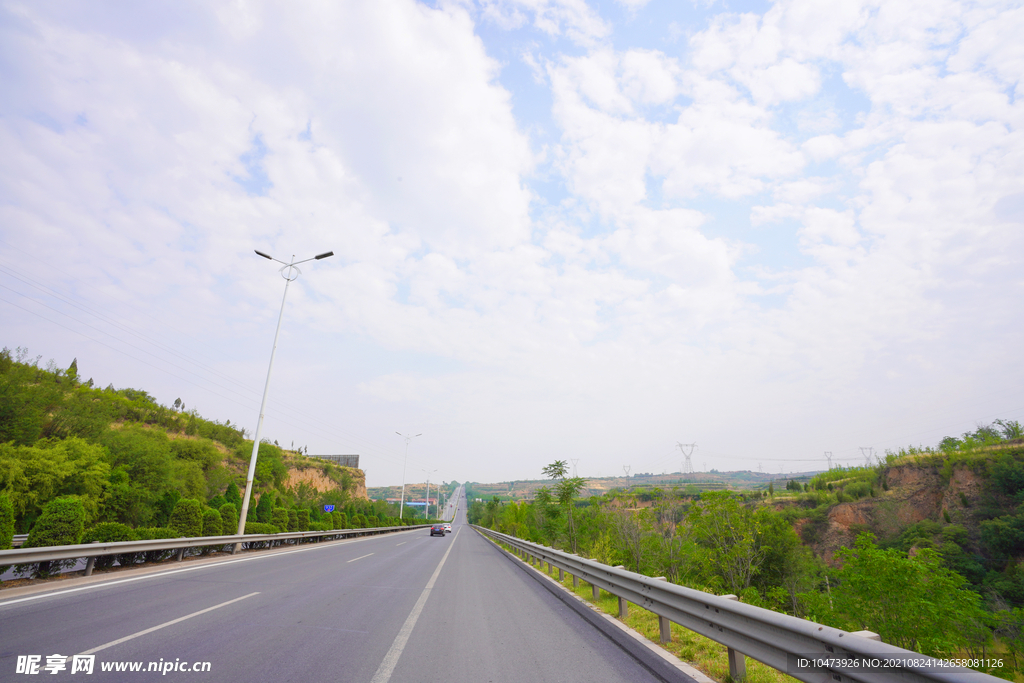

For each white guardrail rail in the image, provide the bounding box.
[0,524,430,576]
[473,525,1002,683]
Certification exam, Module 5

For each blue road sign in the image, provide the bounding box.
[324,505,335,513]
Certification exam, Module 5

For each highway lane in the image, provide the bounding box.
[0,491,668,683]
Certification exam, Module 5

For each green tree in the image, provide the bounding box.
[254,492,273,523]
[201,508,222,536]
[542,460,586,553]
[0,492,14,549]
[611,504,653,573]
[99,467,152,527]
[224,481,242,510]
[23,496,86,577]
[219,503,238,536]
[295,509,310,531]
[168,498,203,538]
[334,511,348,529]
[271,508,289,531]
[98,424,173,493]
[684,491,774,594]
[833,534,985,656]
[0,438,109,527]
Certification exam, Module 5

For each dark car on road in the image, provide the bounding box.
[430,524,445,536]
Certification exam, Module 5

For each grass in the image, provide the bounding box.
[501,540,799,683]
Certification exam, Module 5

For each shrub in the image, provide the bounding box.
[287,510,298,532]
[25,497,86,548]
[219,503,238,536]
[243,522,279,535]
[20,497,86,578]
[0,493,13,550]
[133,526,178,563]
[271,508,289,531]
[81,522,137,570]
[168,498,204,538]
[334,512,348,529]
[295,510,310,532]
[202,508,222,536]
[81,521,136,543]
[352,514,367,528]
[846,481,871,499]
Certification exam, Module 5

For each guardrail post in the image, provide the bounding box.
[175,547,185,562]
[614,566,628,619]
[654,577,671,643]
[592,583,600,600]
[572,574,579,588]
[84,541,100,577]
[558,567,564,581]
[722,595,746,681]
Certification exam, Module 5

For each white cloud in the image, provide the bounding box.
[468,0,610,45]
[2,0,1023,487]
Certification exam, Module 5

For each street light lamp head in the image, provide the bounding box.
[255,250,273,260]
[315,251,335,260]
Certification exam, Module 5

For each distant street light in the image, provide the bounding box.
[423,468,437,520]
[396,432,422,520]
[236,249,334,546]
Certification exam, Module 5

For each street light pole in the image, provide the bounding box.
[423,468,437,520]
[236,249,333,546]
[396,432,421,520]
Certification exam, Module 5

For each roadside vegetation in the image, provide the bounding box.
[0,347,431,578]
[470,421,1024,679]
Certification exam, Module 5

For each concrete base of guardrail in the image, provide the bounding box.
[483,531,714,683]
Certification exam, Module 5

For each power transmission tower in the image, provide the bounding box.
[623,465,631,478]
[824,451,833,470]
[859,447,875,466]
[570,458,580,478]
[677,442,697,474]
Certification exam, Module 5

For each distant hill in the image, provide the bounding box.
[443,469,824,503]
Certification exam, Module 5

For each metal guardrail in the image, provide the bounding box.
[1,524,430,574]
[474,525,1001,683]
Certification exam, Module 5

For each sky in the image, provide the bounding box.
[1,0,1022,489]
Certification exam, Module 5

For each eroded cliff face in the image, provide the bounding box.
[283,465,367,500]
[814,462,985,563]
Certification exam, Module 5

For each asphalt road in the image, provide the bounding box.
[0,489,665,683]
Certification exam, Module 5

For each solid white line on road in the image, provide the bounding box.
[395,542,406,546]
[370,527,460,683]
[78,592,260,656]
[347,553,374,563]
